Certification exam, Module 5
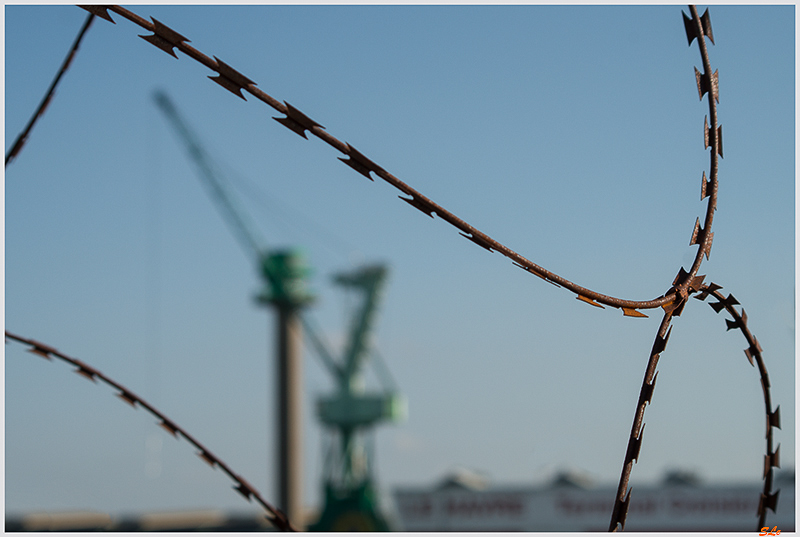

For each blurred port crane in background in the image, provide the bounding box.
[154,90,404,530]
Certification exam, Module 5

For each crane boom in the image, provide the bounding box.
[336,265,387,389]
[153,90,265,264]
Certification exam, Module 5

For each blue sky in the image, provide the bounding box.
[4,3,795,522]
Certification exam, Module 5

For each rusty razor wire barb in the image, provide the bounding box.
[4,330,297,532]
[78,3,727,318]
[5,12,95,168]
[694,284,782,529]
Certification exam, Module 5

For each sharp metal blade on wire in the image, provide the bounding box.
[622,307,647,318]
[763,445,780,478]
[577,295,605,308]
[27,340,57,359]
[628,424,645,463]
[759,491,780,514]
[744,337,762,367]
[399,195,436,218]
[234,476,256,500]
[704,118,724,157]
[198,450,219,467]
[117,390,139,407]
[73,361,99,382]
[694,282,722,301]
[694,67,720,102]
[682,8,714,46]
[709,293,739,313]
[652,327,672,355]
[78,5,115,23]
[209,57,255,99]
[618,489,632,531]
[700,171,712,200]
[139,18,190,58]
[459,232,494,252]
[273,101,324,139]
[641,371,658,405]
[338,143,384,180]
[159,419,180,437]
[768,406,781,430]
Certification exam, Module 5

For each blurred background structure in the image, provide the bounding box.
[5,468,795,532]
[4,4,795,532]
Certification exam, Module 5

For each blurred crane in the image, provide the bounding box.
[154,91,405,531]
[154,90,312,527]
[306,264,406,531]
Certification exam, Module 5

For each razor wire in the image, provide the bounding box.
[694,284,782,529]
[8,4,780,531]
[4,330,297,532]
[5,12,95,167]
[608,5,723,530]
[78,3,717,318]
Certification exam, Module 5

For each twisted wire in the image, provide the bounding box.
[4,330,296,532]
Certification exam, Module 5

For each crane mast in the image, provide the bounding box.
[154,90,312,527]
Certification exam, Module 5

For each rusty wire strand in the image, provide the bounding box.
[684,4,721,285]
[5,12,95,167]
[608,311,674,532]
[75,3,734,317]
[4,330,297,532]
[694,284,782,529]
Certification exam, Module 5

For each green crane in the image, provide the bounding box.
[307,264,406,531]
[154,90,312,527]
[154,91,405,531]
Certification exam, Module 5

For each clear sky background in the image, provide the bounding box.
[4,3,795,523]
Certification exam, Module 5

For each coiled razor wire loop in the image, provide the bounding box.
[694,284,782,529]
[5,12,95,167]
[12,4,771,531]
[4,331,297,532]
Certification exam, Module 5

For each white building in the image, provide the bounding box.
[392,469,795,532]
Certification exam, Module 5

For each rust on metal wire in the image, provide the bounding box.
[609,311,674,532]
[139,18,190,58]
[273,102,325,139]
[208,57,256,100]
[4,330,297,532]
[78,5,114,24]
[694,284,781,528]
[338,143,385,180]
